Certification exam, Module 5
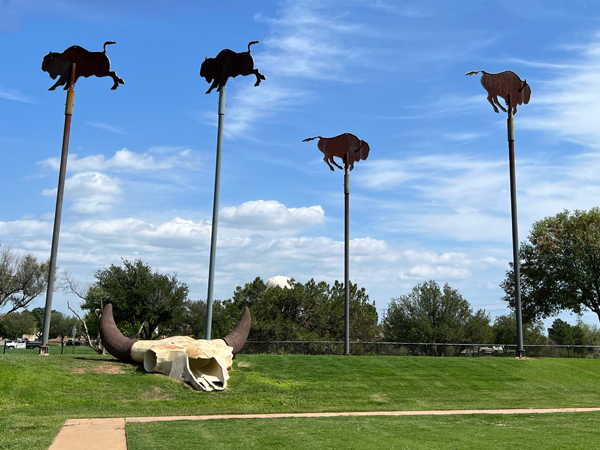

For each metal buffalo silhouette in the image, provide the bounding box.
[200,41,265,94]
[303,133,370,171]
[42,41,125,90]
[466,70,530,115]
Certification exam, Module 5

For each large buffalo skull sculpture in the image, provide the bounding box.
[99,304,251,391]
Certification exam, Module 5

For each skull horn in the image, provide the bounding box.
[222,307,251,355]
[99,303,138,362]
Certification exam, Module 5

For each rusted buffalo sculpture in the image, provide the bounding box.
[466,70,530,115]
[303,133,370,171]
[200,41,265,94]
[99,304,251,391]
[42,41,125,91]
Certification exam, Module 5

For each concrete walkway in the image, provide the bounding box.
[48,418,126,450]
[49,408,600,450]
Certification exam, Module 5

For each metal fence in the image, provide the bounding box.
[242,341,600,358]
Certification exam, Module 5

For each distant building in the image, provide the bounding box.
[266,274,292,289]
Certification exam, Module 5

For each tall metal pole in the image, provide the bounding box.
[507,93,525,358]
[40,63,76,355]
[344,166,350,355]
[205,87,226,340]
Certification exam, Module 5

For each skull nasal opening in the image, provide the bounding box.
[143,350,158,372]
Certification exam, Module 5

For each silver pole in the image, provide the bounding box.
[507,93,525,358]
[344,170,350,355]
[205,87,226,340]
[40,63,76,355]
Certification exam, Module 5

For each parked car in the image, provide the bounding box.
[4,339,26,349]
[24,339,41,349]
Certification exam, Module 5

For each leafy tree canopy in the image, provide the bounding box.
[0,242,50,319]
[0,310,36,338]
[548,318,574,345]
[80,259,189,339]
[218,277,379,342]
[501,208,600,324]
[382,280,492,355]
[492,313,546,346]
[49,311,77,341]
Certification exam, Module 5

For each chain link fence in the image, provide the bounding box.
[242,341,600,358]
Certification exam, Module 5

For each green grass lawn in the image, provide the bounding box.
[2,351,600,449]
[126,413,600,450]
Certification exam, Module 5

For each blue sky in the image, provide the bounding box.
[2,0,600,329]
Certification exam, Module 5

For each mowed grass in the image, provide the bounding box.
[2,351,600,449]
[126,413,600,450]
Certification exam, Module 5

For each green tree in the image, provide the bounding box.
[0,310,36,338]
[0,242,50,319]
[220,277,378,341]
[501,208,600,324]
[573,317,600,346]
[492,313,547,346]
[465,309,495,344]
[31,306,45,339]
[548,318,574,345]
[80,259,189,339]
[177,299,226,338]
[48,311,77,341]
[383,280,492,355]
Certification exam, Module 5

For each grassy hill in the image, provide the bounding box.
[2,350,600,449]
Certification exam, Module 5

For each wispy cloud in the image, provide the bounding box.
[193,0,376,139]
[37,148,200,172]
[85,121,127,135]
[518,35,600,149]
[0,85,34,103]
[256,1,368,82]
[0,0,22,33]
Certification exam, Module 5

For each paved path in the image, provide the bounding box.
[49,408,600,449]
[48,418,126,450]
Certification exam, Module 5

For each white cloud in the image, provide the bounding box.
[37,148,199,172]
[406,265,471,279]
[0,219,51,236]
[220,200,324,230]
[42,172,122,214]
[69,217,212,249]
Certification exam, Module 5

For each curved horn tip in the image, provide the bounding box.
[222,307,252,355]
[99,303,138,362]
